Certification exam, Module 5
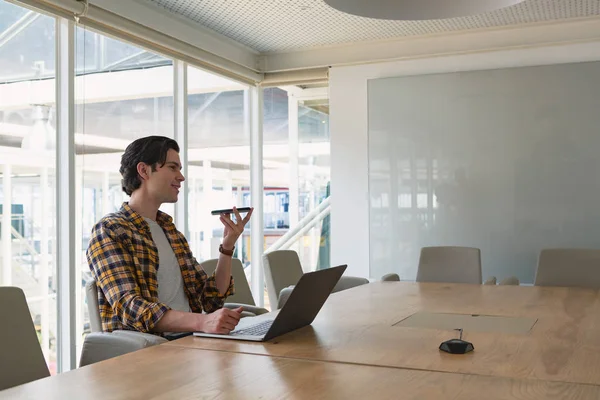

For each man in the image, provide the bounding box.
[87,136,253,337]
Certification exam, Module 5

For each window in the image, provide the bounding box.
[0,0,57,374]
[262,88,331,273]
[0,0,329,370]
[74,26,174,354]
[186,66,249,269]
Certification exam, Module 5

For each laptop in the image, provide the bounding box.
[193,264,347,342]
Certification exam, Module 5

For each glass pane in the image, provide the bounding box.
[262,88,331,283]
[298,100,330,271]
[186,65,249,272]
[0,0,57,374]
[0,1,55,81]
[0,1,28,30]
[75,25,174,355]
[263,88,290,246]
[75,29,172,74]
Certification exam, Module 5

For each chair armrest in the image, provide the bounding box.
[333,276,369,292]
[111,330,169,346]
[240,311,256,318]
[223,303,270,315]
[278,286,295,309]
[217,308,257,318]
[79,332,166,367]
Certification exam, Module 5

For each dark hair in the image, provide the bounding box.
[120,136,180,196]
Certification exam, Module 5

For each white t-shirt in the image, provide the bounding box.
[144,218,191,313]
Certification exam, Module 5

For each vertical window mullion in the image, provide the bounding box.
[288,95,299,230]
[56,16,77,372]
[174,60,189,237]
[247,87,264,307]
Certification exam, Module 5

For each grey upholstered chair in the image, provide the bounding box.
[483,276,497,285]
[381,273,400,282]
[499,276,520,285]
[277,286,295,309]
[0,287,50,391]
[263,250,304,309]
[81,280,168,367]
[416,246,482,284]
[483,276,520,285]
[200,258,268,316]
[263,250,369,309]
[534,248,600,289]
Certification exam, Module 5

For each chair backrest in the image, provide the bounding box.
[333,276,370,292]
[483,276,497,285]
[499,276,520,286]
[263,250,304,309]
[381,273,400,282]
[0,287,50,391]
[277,286,295,309]
[535,249,600,289]
[417,246,482,284]
[86,280,103,333]
[200,258,256,306]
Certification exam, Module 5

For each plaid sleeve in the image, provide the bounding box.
[190,254,235,313]
[87,220,170,333]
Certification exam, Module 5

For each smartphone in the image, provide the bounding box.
[210,207,252,215]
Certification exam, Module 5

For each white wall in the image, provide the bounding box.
[370,62,600,283]
[330,40,600,279]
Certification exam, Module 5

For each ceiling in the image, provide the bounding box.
[144,0,600,53]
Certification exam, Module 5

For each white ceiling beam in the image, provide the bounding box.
[279,86,328,101]
[188,143,330,160]
[2,123,331,163]
[278,86,305,97]
[261,16,600,72]
[0,66,244,109]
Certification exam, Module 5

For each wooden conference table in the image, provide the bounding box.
[4,282,600,399]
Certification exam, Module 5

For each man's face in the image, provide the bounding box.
[145,149,185,204]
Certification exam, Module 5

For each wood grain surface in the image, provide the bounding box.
[168,282,600,385]
[3,344,600,400]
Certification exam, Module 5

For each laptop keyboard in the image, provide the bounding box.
[230,320,274,336]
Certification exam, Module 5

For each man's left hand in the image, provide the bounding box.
[220,207,253,250]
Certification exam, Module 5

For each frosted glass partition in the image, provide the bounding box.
[368,61,600,283]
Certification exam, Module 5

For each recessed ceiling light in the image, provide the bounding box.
[323,0,527,20]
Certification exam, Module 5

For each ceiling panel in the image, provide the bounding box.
[145,0,600,53]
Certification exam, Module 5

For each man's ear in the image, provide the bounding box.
[137,162,150,181]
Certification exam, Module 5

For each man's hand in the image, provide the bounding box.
[221,207,253,250]
[198,306,243,334]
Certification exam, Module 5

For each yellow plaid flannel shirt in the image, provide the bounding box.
[86,202,234,333]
